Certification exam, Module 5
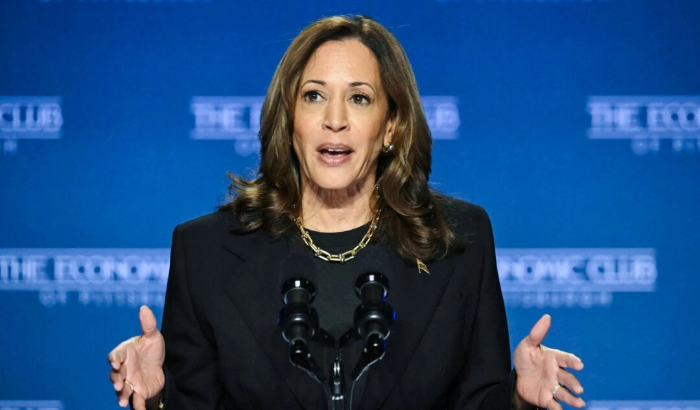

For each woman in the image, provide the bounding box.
[108,15,585,410]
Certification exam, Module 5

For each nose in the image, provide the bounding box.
[322,98,348,132]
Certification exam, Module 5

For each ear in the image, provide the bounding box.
[383,114,396,146]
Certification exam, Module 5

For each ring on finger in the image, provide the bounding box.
[552,383,565,401]
[124,380,135,394]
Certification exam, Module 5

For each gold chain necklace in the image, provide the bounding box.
[294,209,381,263]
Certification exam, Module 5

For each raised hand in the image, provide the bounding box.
[108,306,166,410]
[513,314,585,410]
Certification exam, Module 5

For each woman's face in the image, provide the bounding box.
[292,39,394,195]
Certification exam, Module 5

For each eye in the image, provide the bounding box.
[351,94,371,106]
[302,90,323,103]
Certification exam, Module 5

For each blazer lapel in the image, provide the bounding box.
[221,230,325,410]
[352,250,456,410]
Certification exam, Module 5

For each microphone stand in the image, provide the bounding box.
[330,350,345,410]
[279,274,394,410]
[283,319,389,410]
[287,327,347,410]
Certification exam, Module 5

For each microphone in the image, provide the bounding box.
[276,252,326,386]
[278,251,318,345]
[349,271,395,382]
[279,277,318,344]
[350,246,395,343]
[353,272,395,343]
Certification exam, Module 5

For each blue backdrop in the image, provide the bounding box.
[1,0,699,409]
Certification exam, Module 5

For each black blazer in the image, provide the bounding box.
[160,199,515,410]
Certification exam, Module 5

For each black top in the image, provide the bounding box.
[302,223,370,339]
[293,223,381,377]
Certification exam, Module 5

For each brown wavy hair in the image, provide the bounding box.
[222,15,465,262]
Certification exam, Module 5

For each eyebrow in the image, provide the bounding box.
[350,81,375,92]
[301,79,376,92]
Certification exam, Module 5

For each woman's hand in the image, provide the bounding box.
[108,306,166,410]
[513,314,585,410]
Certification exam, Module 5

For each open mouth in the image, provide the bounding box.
[317,144,354,165]
[319,147,353,157]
